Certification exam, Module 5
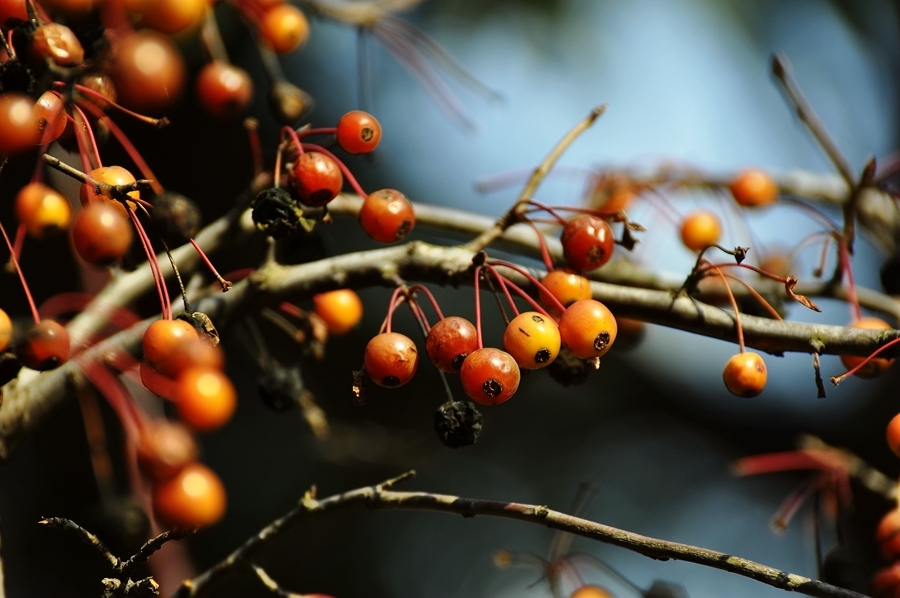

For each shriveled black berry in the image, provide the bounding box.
[251,187,315,238]
[152,191,201,246]
[881,256,900,295]
[434,400,483,448]
[548,347,592,387]
[0,58,35,94]
[258,363,304,412]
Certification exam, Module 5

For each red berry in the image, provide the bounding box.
[840,318,893,378]
[30,23,84,67]
[558,299,617,359]
[195,61,254,119]
[502,311,560,369]
[142,319,199,377]
[0,0,26,27]
[358,189,415,243]
[289,151,343,206]
[460,348,520,405]
[15,182,72,238]
[72,202,133,265]
[109,31,185,114]
[722,352,767,397]
[364,332,419,387]
[730,169,778,207]
[426,316,479,373]
[680,210,721,252]
[0,93,40,155]
[877,508,900,560]
[126,0,207,34]
[336,110,381,154]
[560,214,614,272]
[17,320,70,371]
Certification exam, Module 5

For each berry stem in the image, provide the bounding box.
[11,222,25,264]
[734,450,844,476]
[71,108,100,172]
[490,271,554,319]
[0,218,40,324]
[128,209,171,320]
[831,336,900,386]
[384,286,406,333]
[523,218,556,271]
[488,259,568,315]
[279,302,304,319]
[483,265,519,318]
[405,297,432,334]
[407,284,444,321]
[72,104,103,169]
[189,239,233,292]
[298,127,337,138]
[837,238,862,321]
[523,200,568,226]
[71,83,170,128]
[302,143,368,199]
[708,263,744,352]
[281,126,304,156]
[722,273,782,321]
[771,475,825,532]
[779,196,840,233]
[473,266,484,349]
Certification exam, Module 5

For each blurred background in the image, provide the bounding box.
[1,0,900,596]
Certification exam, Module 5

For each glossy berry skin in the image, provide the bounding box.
[15,182,72,237]
[77,73,117,109]
[18,320,70,371]
[364,332,419,388]
[289,151,343,206]
[127,0,206,34]
[72,202,133,265]
[259,4,310,54]
[336,110,382,154]
[196,61,254,119]
[570,586,615,598]
[0,93,40,155]
[359,189,415,243]
[426,316,479,373]
[137,420,198,482]
[840,318,893,378]
[175,367,237,432]
[558,299,617,359]
[153,462,226,527]
[730,169,778,207]
[109,31,185,114]
[886,413,900,459]
[313,289,363,334]
[680,210,721,252]
[30,23,84,67]
[34,91,67,144]
[143,319,200,377]
[503,311,560,369]
[0,309,12,352]
[722,352,767,397]
[460,348,520,405]
[560,214,614,272]
[80,165,140,216]
[877,507,900,559]
[0,0,26,26]
[540,270,592,316]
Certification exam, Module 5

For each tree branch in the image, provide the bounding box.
[174,472,867,598]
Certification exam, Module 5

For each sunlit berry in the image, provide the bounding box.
[109,30,186,114]
[886,413,900,459]
[30,23,84,67]
[358,188,415,243]
[33,91,67,144]
[722,352,766,397]
[289,151,343,207]
[539,270,592,316]
[153,462,226,527]
[336,110,381,154]
[72,202,133,265]
[259,4,310,54]
[570,586,615,598]
[313,289,363,335]
[17,320,69,371]
[0,93,40,155]
[364,332,418,388]
[15,182,72,238]
[142,319,199,378]
[560,214,614,272]
[0,309,12,352]
[460,348,520,405]
[730,169,778,207]
[127,0,207,34]
[80,165,140,216]
[137,420,199,482]
[558,299,617,359]
[680,210,721,252]
[840,317,893,378]
[175,367,237,432]
[426,316,479,373]
[503,311,560,369]
[195,61,254,119]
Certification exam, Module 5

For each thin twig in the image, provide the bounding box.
[174,472,866,598]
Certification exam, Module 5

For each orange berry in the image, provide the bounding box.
[30,23,84,67]
[502,311,560,369]
[127,0,207,34]
[680,210,721,252]
[722,352,767,397]
[137,420,198,482]
[17,320,69,371]
[460,348,520,405]
[730,169,778,207]
[358,189,415,243]
[15,182,72,237]
[425,316,478,373]
[0,93,40,155]
[175,367,237,432]
[840,317,894,378]
[153,462,226,527]
[71,202,133,265]
[570,586,614,598]
[558,299,617,359]
[259,4,310,54]
[142,319,199,377]
[34,91,67,144]
[886,413,900,459]
[80,165,140,215]
[109,30,186,114]
[0,308,12,352]
[540,270,592,316]
[313,289,363,335]
[364,332,418,388]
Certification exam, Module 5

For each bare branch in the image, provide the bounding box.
[175,474,867,598]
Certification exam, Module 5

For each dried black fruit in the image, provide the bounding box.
[251,187,315,238]
[547,347,592,387]
[258,363,303,412]
[434,400,482,448]
[152,191,201,246]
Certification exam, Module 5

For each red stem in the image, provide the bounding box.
[72,83,168,128]
[302,143,368,199]
[708,263,743,352]
[832,336,900,385]
[722,274,782,321]
[281,126,304,155]
[298,127,337,138]
[189,239,232,291]
[406,298,432,334]
[523,200,568,226]
[837,238,862,321]
[488,259,568,315]
[385,286,406,334]
[524,218,556,271]
[72,104,102,169]
[483,265,520,318]
[129,209,171,320]
[279,302,304,319]
[0,219,40,323]
[407,284,444,321]
[473,266,483,349]
[733,451,845,476]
